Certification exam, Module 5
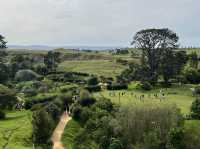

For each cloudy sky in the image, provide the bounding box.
[0,0,199,47]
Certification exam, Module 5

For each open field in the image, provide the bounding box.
[95,84,196,114]
[0,111,33,149]
[58,60,127,77]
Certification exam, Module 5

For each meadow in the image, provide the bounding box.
[58,60,127,77]
[0,111,33,149]
[95,83,196,114]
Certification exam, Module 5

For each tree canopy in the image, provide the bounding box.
[0,35,7,49]
[131,28,179,83]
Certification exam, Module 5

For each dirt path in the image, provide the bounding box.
[51,113,71,149]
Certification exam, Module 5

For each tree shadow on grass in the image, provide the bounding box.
[2,114,26,121]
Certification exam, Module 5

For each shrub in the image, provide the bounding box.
[80,107,92,123]
[21,86,37,96]
[0,84,17,109]
[79,97,96,107]
[25,94,56,109]
[34,64,48,75]
[94,98,114,112]
[79,89,95,107]
[32,109,55,144]
[116,58,128,65]
[109,138,123,149]
[168,128,185,149]
[80,89,91,99]
[107,84,128,90]
[71,104,83,120]
[194,86,200,96]
[190,98,200,119]
[31,103,44,111]
[58,92,73,110]
[45,103,62,122]
[85,85,101,92]
[15,69,41,82]
[116,105,183,147]
[141,81,153,91]
[0,110,5,119]
[184,67,200,84]
[142,132,161,149]
[128,82,142,90]
[87,76,99,86]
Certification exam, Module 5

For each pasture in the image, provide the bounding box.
[95,84,196,114]
[0,111,34,149]
[58,60,127,77]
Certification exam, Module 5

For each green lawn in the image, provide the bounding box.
[95,84,196,114]
[58,60,126,78]
[0,111,34,149]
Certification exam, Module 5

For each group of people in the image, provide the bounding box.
[109,89,167,102]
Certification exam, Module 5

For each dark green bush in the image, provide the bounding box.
[31,103,44,111]
[0,110,5,119]
[191,98,200,119]
[79,97,96,107]
[85,85,101,92]
[94,98,114,112]
[15,69,41,82]
[184,68,200,84]
[0,84,17,110]
[25,94,56,109]
[168,128,185,149]
[71,104,83,120]
[107,84,128,90]
[21,86,37,96]
[45,103,62,122]
[87,76,99,86]
[32,109,55,144]
[194,86,200,96]
[141,81,153,91]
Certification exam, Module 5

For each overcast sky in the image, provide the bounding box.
[0,0,199,47]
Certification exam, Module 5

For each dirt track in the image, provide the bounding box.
[51,113,71,149]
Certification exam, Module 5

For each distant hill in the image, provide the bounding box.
[8,45,53,50]
[8,45,127,51]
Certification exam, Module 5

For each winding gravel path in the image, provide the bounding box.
[51,113,71,149]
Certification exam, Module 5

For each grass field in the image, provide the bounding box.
[58,60,127,77]
[0,111,34,149]
[94,84,196,114]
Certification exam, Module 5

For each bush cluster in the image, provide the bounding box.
[0,110,5,119]
[85,85,101,92]
[107,83,128,90]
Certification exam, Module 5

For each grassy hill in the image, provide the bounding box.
[58,60,127,78]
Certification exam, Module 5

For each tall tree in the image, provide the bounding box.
[131,28,179,83]
[0,35,8,82]
[0,35,7,49]
[44,51,61,72]
[188,52,198,69]
[160,50,175,84]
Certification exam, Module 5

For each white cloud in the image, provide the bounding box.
[0,0,199,46]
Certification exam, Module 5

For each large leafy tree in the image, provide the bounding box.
[188,52,198,69]
[0,35,8,82]
[131,28,179,83]
[160,50,187,84]
[44,51,61,72]
[0,35,7,49]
